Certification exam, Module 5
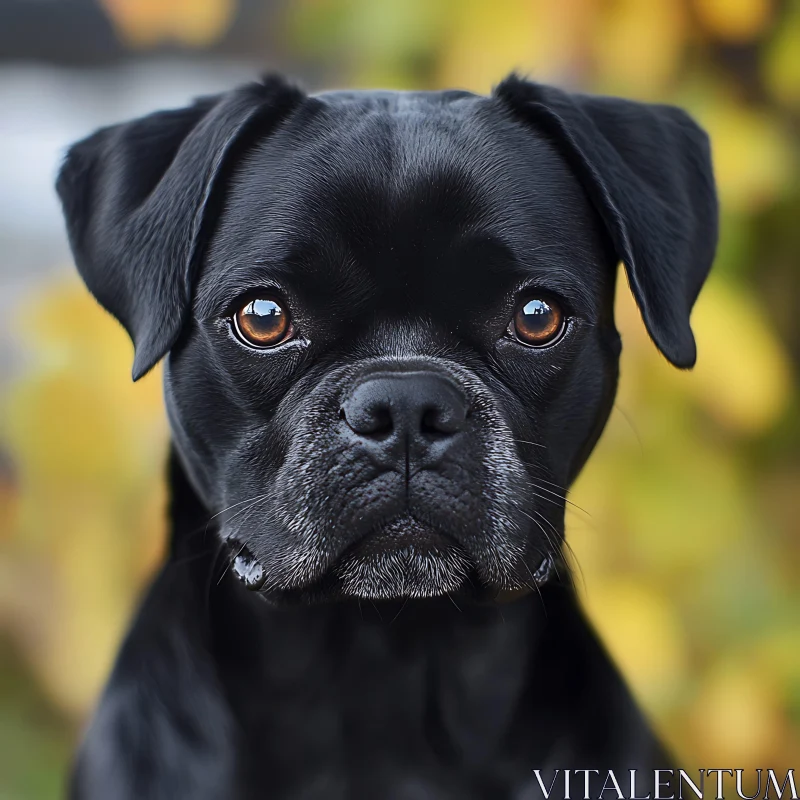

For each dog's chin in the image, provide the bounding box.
[333,517,472,601]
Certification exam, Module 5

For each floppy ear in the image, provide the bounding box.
[56,74,305,380]
[494,75,718,368]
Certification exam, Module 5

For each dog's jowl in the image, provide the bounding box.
[57,74,717,800]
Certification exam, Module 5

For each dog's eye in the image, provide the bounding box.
[509,296,565,347]
[232,296,293,349]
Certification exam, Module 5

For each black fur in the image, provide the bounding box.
[57,73,717,799]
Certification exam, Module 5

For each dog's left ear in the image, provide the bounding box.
[56,74,306,380]
[494,75,718,368]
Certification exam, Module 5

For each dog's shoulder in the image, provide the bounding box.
[69,562,239,800]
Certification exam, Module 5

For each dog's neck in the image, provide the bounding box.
[230,590,547,762]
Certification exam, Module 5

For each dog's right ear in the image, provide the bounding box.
[56,75,305,380]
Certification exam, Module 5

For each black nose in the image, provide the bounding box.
[342,372,468,464]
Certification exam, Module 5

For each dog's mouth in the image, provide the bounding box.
[228,514,555,603]
[331,516,473,601]
[342,516,455,559]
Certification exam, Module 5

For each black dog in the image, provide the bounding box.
[57,74,717,799]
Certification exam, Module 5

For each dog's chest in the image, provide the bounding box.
[228,608,539,798]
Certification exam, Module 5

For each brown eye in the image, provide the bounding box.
[233,296,292,349]
[510,296,564,346]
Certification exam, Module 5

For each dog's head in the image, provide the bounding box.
[57,74,717,603]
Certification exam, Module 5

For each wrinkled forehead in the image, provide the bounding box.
[198,92,611,316]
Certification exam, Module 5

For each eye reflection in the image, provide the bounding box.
[233,296,292,348]
[511,296,564,346]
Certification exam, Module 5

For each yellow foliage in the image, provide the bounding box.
[764,3,800,107]
[690,660,784,765]
[580,579,688,712]
[685,276,793,433]
[1,282,167,714]
[436,0,550,92]
[99,0,236,48]
[592,0,686,97]
[699,101,795,212]
[692,0,774,43]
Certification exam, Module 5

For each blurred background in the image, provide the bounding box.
[0,0,798,796]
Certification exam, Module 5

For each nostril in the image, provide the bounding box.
[420,408,440,435]
[421,407,447,436]
[342,397,394,437]
[420,404,467,436]
[363,406,393,436]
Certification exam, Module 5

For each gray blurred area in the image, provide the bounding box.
[0,61,259,292]
[0,61,267,378]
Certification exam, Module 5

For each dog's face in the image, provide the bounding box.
[169,96,619,600]
[57,76,718,603]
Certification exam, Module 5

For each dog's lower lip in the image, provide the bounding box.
[344,522,454,560]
